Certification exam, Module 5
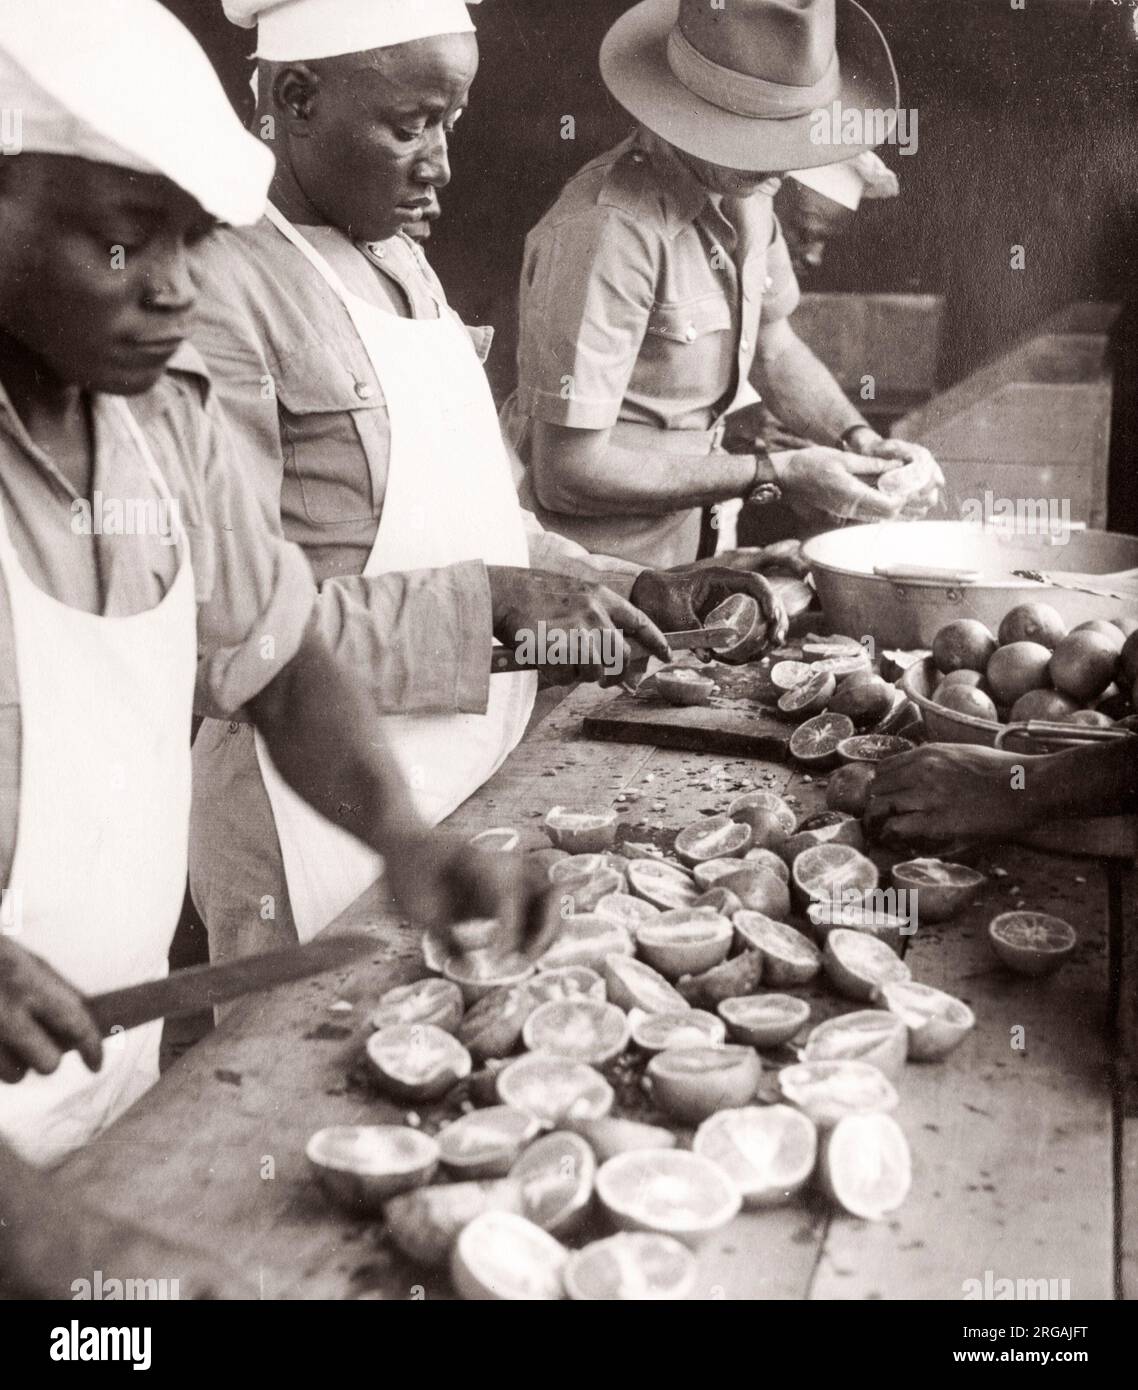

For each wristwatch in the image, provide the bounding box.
[742,442,781,508]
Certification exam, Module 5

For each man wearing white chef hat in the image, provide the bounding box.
[189,0,791,964]
[0,0,550,1168]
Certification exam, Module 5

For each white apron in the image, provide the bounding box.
[252,207,536,942]
[0,401,196,1166]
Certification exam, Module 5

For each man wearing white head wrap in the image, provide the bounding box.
[188,0,791,965]
[0,0,550,1175]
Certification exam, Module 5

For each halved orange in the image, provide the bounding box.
[803,1010,908,1080]
[365,1023,472,1102]
[566,1115,678,1162]
[656,668,717,706]
[443,951,535,1006]
[369,978,465,1034]
[549,867,626,914]
[806,897,909,955]
[451,1211,567,1300]
[777,669,837,719]
[693,1104,817,1208]
[604,954,688,1013]
[635,909,734,979]
[788,713,857,769]
[525,965,606,1007]
[717,993,811,1048]
[626,858,701,912]
[536,915,634,973]
[822,927,911,1002]
[383,1178,525,1269]
[878,979,976,1061]
[435,1106,542,1178]
[543,806,619,854]
[732,911,821,986]
[742,847,791,882]
[891,858,986,924]
[780,817,866,863]
[988,911,1077,976]
[631,1009,726,1054]
[595,1149,742,1246]
[674,814,752,867]
[468,826,522,853]
[693,886,744,916]
[792,843,879,909]
[510,1130,597,1236]
[818,1112,911,1221]
[770,659,814,691]
[705,592,769,664]
[457,982,534,1062]
[594,892,661,930]
[728,790,797,835]
[778,1059,899,1128]
[497,1053,614,1126]
[521,998,630,1065]
[836,734,914,764]
[716,866,792,919]
[564,1232,697,1301]
[647,1044,762,1123]
[675,949,764,1008]
[694,854,786,891]
[307,1125,439,1212]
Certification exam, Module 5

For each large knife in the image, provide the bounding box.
[491,626,735,675]
[86,934,376,1038]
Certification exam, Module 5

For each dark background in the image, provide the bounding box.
[166,0,1138,526]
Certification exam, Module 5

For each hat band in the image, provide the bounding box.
[666,27,841,121]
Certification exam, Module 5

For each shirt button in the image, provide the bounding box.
[741,337,750,353]
[685,325,697,342]
[355,381,376,400]
[765,276,774,291]
[631,152,645,164]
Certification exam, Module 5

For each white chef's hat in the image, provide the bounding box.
[787,152,900,211]
[0,0,273,226]
[223,0,481,61]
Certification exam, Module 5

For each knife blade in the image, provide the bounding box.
[86,933,376,1038]
[490,626,735,675]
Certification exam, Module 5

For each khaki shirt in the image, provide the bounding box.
[0,345,317,883]
[513,128,800,439]
[189,221,643,720]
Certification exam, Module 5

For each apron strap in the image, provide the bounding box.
[111,399,189,556]
[264,202,358,309]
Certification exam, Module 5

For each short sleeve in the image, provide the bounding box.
[762,220,801,324]
[193,394,317,718]
[516,207,659,431]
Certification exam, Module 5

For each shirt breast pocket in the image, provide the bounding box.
[644,296,733,346]
[275,342,389,526]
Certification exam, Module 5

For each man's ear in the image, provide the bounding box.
[272,63,322,133]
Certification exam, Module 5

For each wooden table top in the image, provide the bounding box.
[61,686,1133,1300]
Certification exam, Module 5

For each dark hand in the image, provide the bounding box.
[0,938,103,1083]
[683,540,812,581]
[630,564,789,657]
[866,745,1038,842]
[487,566,671,685]
[385,830,560,965]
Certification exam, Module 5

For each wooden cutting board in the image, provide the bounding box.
[583,663,793,758]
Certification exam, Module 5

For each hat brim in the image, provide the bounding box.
[600,0,901,173]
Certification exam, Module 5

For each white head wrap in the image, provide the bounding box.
[0,0,273,226]
[223,0,480,61]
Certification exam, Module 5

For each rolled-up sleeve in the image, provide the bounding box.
[517,208,659,432]
[763,221,801,324]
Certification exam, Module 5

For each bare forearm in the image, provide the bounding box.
[249,621,422,853]
[533,428,755,517]
[753,327,865,445]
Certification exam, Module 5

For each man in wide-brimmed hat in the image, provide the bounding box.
[508,0,942,569]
